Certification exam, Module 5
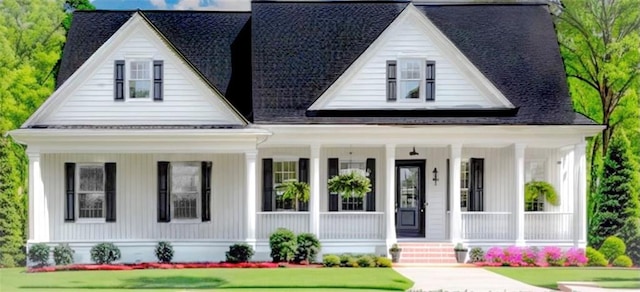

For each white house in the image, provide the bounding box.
[9,0,602,264]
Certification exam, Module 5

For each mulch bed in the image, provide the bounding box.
[28,262,280,273]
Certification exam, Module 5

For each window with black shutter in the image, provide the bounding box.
[158,161,211,222]
[65,162,116,222]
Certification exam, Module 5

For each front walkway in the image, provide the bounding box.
[394,267,548,292]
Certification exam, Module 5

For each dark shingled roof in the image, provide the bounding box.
[57,10,252,119]
[56,1,594,126]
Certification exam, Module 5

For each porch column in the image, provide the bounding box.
[245,150,257,246]
[385,144,396,248]
[449,144,462,242]
[310,145,321,236]
[514,143,526,246]
[27,150,48,242]
[574,141,587,247]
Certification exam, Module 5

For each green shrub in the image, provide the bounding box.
[625,235,640,265]
[586,247,608,267]
[28,243,50,267]
[339,253,353,266]
[1,254,16,268]
[269,228,296,262]
[599,236,626,262]
[226,243,254,263]
[376,257,392,267]
[469,247,485,263]
[53,244,74,266]
[322,254,340,267]
[357,255,375,267]
[294,233,321,263]
[345,257,359,267]
[90,242,121,264]
[617,219,640,265]
[612,255,633,267]
[154,241,174,263]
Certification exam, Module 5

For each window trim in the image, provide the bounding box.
[272,158,299,211]
[75,163,106,223]
[397,58,424,103]
[125,57,153,101]
[338,160,368,212]
[169,161,202,223]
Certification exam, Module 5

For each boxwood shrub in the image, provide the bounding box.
[90,242,121,264]
[53,244,74,266]
[28,243,50,267]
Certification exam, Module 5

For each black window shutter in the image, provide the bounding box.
[201,161,212,222]
[365,158,376,211]
[64,163,75,222]
[157,161,170,222]
[153,60,163,101]
[105,163,117,222]
[386,60,397,101]
[469,158,484,211]
[262,159,273,211]
[426,60,436,101]
[328,158,339,211]
[446,159,450,212]
[298,158,309,211]
[114,60,125,101]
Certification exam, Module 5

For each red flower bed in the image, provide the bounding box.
[28,262,279,273]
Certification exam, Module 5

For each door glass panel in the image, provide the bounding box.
[399,166,419,208]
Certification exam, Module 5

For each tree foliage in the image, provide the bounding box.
[62,0,95,31]
[589,132,640,248]
[0,0,67,267]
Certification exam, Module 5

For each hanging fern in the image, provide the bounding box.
[328,171,372,198]
[277,181,310,202]
[525,181,559,206]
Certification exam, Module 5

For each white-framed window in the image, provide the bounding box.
[273,160,298,211]
[339,161,367,211]
[170,162,201,220]
[77,164,105,220]
[128,59,152,99]
[398,59,422,101]
[460,160,470,211]
[525,160,547,212]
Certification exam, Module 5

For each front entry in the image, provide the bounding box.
[395,160,426,238]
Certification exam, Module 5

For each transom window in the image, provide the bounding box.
[129,60,151,99]
[170,162,200,219]
[274,160,298,211]
[460,160,469,211]
[525,160,546,211]
[77,165,105,219]
[339,161,367,211]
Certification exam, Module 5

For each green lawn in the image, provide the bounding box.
[0,267,414,292]
[487,267,640,290]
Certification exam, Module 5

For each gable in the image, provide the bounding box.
[309,5,513,111]
[25,13,246,127]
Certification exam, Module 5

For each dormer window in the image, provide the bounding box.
[114,59,163,101]
[387,59,436,102]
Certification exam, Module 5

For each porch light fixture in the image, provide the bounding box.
[432,168,439,185]
[409,146,419,156]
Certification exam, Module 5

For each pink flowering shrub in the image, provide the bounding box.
[565,248,587,267]
[503,246,524,266]
[485,247,505,264]
[521,247,537,266]
[539,246,565,266]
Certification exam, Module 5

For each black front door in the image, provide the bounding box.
[395,160,426,238]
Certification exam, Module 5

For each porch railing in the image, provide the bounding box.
[525,212,573,241]
[461,212,514,240]
[320,212,385,240]
[256,212,310,239]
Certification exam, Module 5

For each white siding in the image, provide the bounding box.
[43,153,246,241]
[41,24,242,126]
[321,15,503,110]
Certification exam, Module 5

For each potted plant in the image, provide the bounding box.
[327,171,371,198]
[389,243,402,263]
[276,180,310,210]
[524,181,559,211]
[454,243,468,263]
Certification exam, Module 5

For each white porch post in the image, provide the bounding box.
[449,144,462,242]
[514,143,526,246]
[574,141,587,247]
[385,144,396,248]
[310,145,321,237]
[27,150,48,242]
[245,150,257,247]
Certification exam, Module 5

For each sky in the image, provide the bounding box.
[91,0,251,11]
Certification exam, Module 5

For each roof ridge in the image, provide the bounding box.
[75,10,251,14]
